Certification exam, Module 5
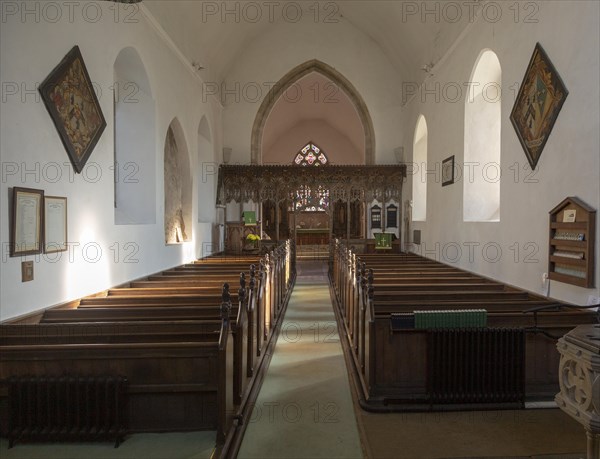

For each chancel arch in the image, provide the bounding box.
[251,60,375,165]
[113,47,156,225]
[164,118,192,244]
[464,49,502,222]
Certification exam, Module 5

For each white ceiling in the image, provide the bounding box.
[143,0,473,85]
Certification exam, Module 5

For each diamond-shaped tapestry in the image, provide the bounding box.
[510,43,568,170]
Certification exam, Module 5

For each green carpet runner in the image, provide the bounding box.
[238,261,363,458]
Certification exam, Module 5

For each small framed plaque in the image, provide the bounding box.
[442,155,455,187]
[10,187,44,257]
[44,196,68,253]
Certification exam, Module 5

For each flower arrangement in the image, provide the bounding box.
[244,233,261,252]
[246,234,261,242]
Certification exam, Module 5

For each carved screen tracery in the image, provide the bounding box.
[217,164,406,208]
[294,185,329,212]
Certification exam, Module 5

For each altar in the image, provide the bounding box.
[293,210,330,245]
[296,228,330,245]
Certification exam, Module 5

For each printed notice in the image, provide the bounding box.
[45,197,67,252]
[15,192,41,252]
[563,209,577,223]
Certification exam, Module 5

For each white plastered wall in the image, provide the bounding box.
[263,120,362,165]
[221,15,404,165]
[402,1,600,305]
[0,3,223,320]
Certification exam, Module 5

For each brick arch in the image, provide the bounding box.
[251,59,375,165]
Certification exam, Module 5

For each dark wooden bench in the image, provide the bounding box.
[1,300,235,444]
[42,283,252,408]
[1,241,296,456]
[330,240,598,409]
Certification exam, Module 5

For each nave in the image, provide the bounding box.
[0,259,588,459]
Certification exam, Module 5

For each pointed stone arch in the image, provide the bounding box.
[251,59,375,165]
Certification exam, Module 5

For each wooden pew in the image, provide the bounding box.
[0,240,296,456]
[44,280,252,408]
[329,240,598,409]
[130,264,270,366]
[0,292,236,444]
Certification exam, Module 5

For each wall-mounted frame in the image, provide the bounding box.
[371,205,381,229]
[442,155,455,186]
[386,204,398,228]
[44,196,68,253]
[39,46,106,174]
[548,197,595,288]
[510,43,568,170]
[10,187,44,257]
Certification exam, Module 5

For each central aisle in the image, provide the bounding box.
[238,261,364,458]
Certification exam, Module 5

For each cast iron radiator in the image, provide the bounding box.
[7,375,128,448]
[427,328,525,405]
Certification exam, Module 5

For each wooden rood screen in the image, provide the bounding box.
[0,241,296,458]
[329,239,597,411]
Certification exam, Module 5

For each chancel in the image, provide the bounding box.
[1,1,599,459]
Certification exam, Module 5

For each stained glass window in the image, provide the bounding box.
[292,143,330,212]
[293,142,329,167]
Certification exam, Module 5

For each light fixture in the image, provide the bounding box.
[191,61,205,72]
[421,62,434,76]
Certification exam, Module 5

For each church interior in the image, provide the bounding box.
[1,1,599,458]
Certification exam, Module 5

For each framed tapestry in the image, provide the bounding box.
[510,43,568,170]
[10,187,44,257]
[442,155,455,187]
[39,46,106,173]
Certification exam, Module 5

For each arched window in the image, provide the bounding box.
[197,115,214,223]
[412,115,427,221]
[292,142,329,211]
[113,47,156,225]
[464,50,501,222]
[293,142,329,167]
[164,119,192,244]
